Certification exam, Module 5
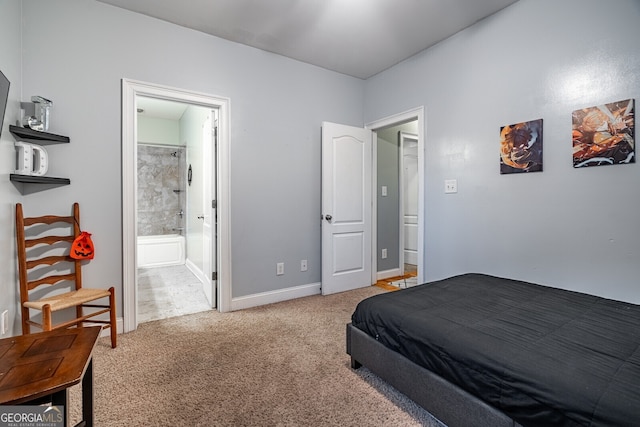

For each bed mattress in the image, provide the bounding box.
[351,273,640,426]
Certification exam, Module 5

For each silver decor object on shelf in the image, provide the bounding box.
[21,95,53,131]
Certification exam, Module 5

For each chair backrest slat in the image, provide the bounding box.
[25,255,71,270]
[24,235,75,248]
[22,215,74,227]
[16,203,83,302]
[27,273,76,291]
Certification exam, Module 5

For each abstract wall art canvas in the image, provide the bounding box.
[500,118,543,174]
[572,98,635,168]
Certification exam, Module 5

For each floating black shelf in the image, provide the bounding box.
[10,174,71,195]
[10,174,71,185]
[9,126,71,193]
[9,125,70,145]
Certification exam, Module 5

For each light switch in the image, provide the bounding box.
[381,186,388,197]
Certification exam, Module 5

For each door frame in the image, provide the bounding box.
[399,131,418,272]
[198,110,215,308]
[366,106,425,285]
[121,78,232,333]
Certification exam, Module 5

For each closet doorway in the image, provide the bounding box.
[367,107,424,288]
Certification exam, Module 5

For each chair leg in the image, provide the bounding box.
[21,306,31,334]
[42,304,52,331]
[109,287,117,348]
[76,304,84,328]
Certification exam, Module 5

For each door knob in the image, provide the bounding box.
[197,215,205,220]
[325,214,332,221]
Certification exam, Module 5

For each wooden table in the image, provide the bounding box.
[0,326,102,427]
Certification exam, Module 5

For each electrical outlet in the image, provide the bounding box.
[276,262,285,276]
[301,260,308,272]
[444,179,458,194]
[381,248,388,259]
[1,310,8,335]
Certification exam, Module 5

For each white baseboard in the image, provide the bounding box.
[185,258,207,284]
[231,282,321,311]
[377,268,401,281]
[404,251,418,266]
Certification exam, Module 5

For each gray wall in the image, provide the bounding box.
[376,128,400,272]
[376,121,418,273]
[1,0,364,330]
[3,0,639,337]
[0,0,23,336]
[365,0,640,303]
[138,115,180,146]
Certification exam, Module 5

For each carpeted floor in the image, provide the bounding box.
[69,286,445,426]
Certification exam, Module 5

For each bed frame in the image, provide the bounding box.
[346,323,523,427]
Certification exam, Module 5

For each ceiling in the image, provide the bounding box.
[137,97,189,120]
[97,0,518,80]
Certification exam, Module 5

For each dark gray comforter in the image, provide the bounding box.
[351,273,640,426]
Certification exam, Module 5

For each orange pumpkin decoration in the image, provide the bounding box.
[70,231,95,260]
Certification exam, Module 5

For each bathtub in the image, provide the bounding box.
[137,234,185,268]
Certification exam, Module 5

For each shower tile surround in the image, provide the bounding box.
[138,144,186,236]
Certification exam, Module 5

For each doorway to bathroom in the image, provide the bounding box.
[135,97,214,323]
[121,79,231,333]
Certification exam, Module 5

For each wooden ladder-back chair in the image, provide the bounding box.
[15,202,117,348]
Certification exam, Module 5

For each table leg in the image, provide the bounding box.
[50,388,69,427]
[82,358,94,427]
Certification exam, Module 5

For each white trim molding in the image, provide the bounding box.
[121,79,232,333]
[377,268,402,281]
[231,282,321,311]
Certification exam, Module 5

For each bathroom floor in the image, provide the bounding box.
[137,264,211,323]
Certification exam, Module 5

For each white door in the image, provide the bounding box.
[209,111,218,307]
[201,111,216,307]
[321,122,373,295]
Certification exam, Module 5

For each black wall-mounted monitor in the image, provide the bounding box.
[0,69,9,139]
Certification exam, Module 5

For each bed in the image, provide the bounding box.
[347,273,640,426]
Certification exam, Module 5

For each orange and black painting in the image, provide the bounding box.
[500,119,543,174]
[572,99,635,168]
